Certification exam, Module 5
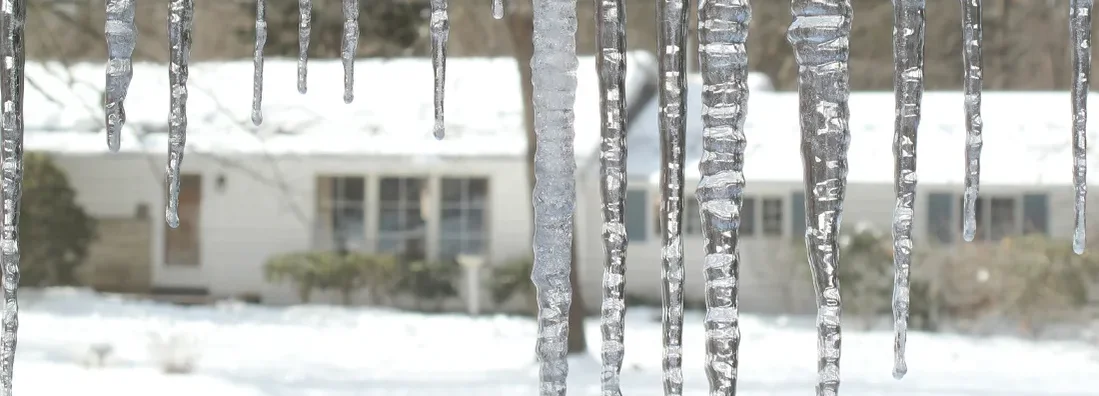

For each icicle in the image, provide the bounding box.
[960,0,983,242]
[430,0,449,140]
[493,0,505,19]
[0,0,25,394]
[697,1,751,395]
[530,0,578,394]
[889,0,925,381]
[252,0,267,125]
[341,0,359,104]
[166,0,193,229]
[297,0,312,94]
[105,0,136,152]
[595,1,627,395]
[786,1,852,395]
[1071,0,1092,255]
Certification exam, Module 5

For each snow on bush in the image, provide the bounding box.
[147,330,201,374]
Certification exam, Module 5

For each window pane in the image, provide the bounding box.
[380,178,400,202]
[626,190,648,242]
[684,198,701,235]
[464,238,485,255]
[741,197,756,236]
[762,197,783,236]
[438,238,461,262]
[790,192,805,240]
[405,179,424,204]
[1023,193,1049,235]
[404,208,425,231]
[339,177,365,201]
[927,193,953,244]
[468,179,488,207]
[441,208,464,234]
[333,206,365,241]
[441,178,464,204]
[468,208,485,233]
[990,198,1016,241]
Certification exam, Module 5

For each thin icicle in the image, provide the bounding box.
[166,0,193,228]
[252,0,267,125]
[297,0,312,94]
[787,1,852,395]
[105,0,136,152]
[1071,0,1092,255]
[493,0,505,19]
[889,0,925,381]
[0,0,25,394]
[430,0,449,140]
[960,0,983,242]
[530,0,578,394]
[595,1,627,395]
[697,1,751,395]
[657,0,687,394]
[341,0,359,104]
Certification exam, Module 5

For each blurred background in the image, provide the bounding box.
[13,0,1099,395]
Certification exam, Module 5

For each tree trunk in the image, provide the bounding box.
[507,1,587,355]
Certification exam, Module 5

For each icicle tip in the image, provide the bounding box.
[165,208,180,229]
[251,112,263,126]
[1074,230,1086,255]
[433,120,445,140]
[344,92,354,104]
[892,361,907,380]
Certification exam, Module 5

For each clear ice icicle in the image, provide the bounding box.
[595,0,628,395]
[252,0,267,125]
[889,0,925,380]
[493,0,505,19]
[0,0,25,394]
[697,1,751,395]
[530,0,578,394]
[341,0,359,104]
[1071,0,1092,255]
[430,0,449,140]
[166,0,193,228]
[297,0,312,94]
[105,0,136,152]
[657,0,687,394]
[786,1,853,395]
[960,0,983,242]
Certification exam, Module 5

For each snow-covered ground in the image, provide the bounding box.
[10,288,1099,395]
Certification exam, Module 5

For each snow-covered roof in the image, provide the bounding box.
[631,76,1097,187]
[24,52,658,159]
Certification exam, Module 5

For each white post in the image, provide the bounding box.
[457,254,485,315]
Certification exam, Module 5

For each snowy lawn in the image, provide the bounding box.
[10,288,1099,395]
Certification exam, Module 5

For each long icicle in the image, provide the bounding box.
[657,0,687,394]
[0,0,25,394]
[960,0,983,242]
[341,0,359,104]
[493,0,505,19]
[530,0,578,395]
[787,1,853,395]
[1071,0,1092,254]
[889,0,925,380]
[697,1,751,395]
[251,0,266,125]
[430,0,450,140]
[297,0,312,94]
[166,0,193,228]
[105,0,136,151]
[595,1,627,395]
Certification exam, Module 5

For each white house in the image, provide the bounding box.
[20,54,1098,314]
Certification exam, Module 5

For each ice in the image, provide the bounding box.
[530,0,578,394]
[341,0,359,104]
[430,0,449,140]
[960,0,983,242]
[696,1,751,394]
[165,0,193,229]
[251,0,267,125]
[0,1,25,393]
[493,0,505,19]
[104,0,136,152]
[1071,0,1091,254]
[297,0,312,94]
[786,1,853,395]
[657,0,687,394]
[594,0,628,395]
[889,0,925,381]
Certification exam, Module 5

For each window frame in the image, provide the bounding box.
[314,175,367,251]
[377,176,429,262]
[438,177,490,264]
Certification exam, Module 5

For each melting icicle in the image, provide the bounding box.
[252,0,267,125]
[297,0,312,94]
[105,0,136,152]
[960,0,983,242]
[0,0,25,394]
[530,0,578,394]
[657,0,687,394]
[595,1,627,396]
[697,1,751,395]
[1071,0,1092,255]
[166,0,193,228]
[430,0,449,140]
[493,0,505,19]
[787,1,853,395]
[889,0,925,381]
[341,0,359,104]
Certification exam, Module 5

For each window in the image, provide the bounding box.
[791,192,806,239]
[927,192,954,243]
[761,198,783,236]
[739,197,756,236]
[315,176,366,251]
[928,193,1048,243]
[625,190,648,242]
[379,177,427,262]
[684,198,702,235]
[439,178,488,263]
[165,175,201,266]
[659,195,781,238]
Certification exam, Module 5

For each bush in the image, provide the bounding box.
[395,260,460,311]
[264,251,398,304]
[489,257,535,314]
[20,152,97,286]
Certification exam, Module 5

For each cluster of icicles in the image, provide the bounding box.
[0,0,1091,395]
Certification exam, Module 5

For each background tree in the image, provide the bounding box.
[20,153,97,286]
